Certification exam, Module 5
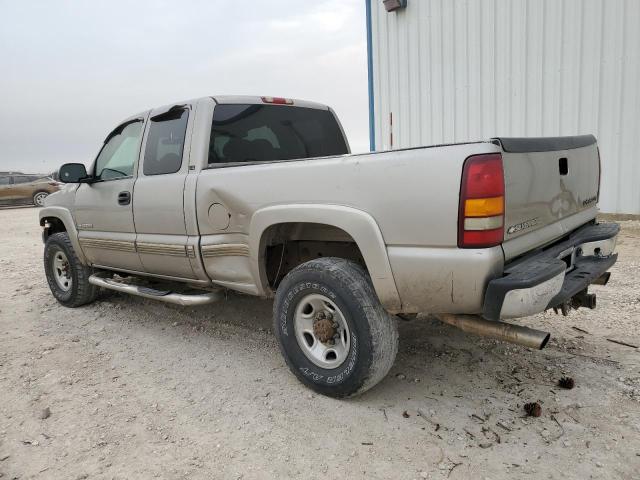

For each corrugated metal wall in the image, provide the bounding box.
[368,0,640,214]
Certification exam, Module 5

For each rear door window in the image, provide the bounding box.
[143,108,189,176]
[208,104,348,165]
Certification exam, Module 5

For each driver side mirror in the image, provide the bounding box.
[58,163,91,183]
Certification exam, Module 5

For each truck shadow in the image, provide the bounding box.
[100,288,566,402]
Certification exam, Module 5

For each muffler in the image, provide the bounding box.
[436,314,550,350]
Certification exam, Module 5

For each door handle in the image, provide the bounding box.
[118,191,131,205]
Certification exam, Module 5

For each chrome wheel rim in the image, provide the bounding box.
[52,250,72,291]
[293,293,351,369]
[34,192,48,206]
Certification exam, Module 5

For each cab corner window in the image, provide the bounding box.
[95,121,143,181]
[143,109,189,176]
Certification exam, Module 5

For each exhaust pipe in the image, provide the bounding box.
[436,314,551,350]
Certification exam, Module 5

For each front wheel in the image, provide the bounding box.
[33,191,49,207]
[44,232,98,307]
[273,257,398,398]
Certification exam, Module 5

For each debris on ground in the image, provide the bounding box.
[558,377,575,389]
[402,410,410,418]
[571,326,590,334]
[606,338,639,349]
[524,402,542,417]
[39,407,51,420]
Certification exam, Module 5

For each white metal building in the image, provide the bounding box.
[366,0,640,214]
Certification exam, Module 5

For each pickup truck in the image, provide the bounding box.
[40,95,619,398]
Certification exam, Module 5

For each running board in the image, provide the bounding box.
[88,275,222,306]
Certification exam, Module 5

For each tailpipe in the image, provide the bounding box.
[436,314,551,350]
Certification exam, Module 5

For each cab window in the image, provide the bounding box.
[143,108,189,176]
[208,104,348,165]
[95,121,143,181]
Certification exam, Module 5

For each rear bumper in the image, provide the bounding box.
[483,222,619,320]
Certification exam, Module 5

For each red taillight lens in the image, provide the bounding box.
[458,153,505,248]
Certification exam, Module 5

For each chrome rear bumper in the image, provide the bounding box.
[484,222,619,320]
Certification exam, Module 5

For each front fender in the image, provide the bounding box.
[249,204,402,311]
[39,206,86,264]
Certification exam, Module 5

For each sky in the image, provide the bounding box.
[0,0,369,173]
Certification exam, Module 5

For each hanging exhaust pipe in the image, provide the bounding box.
[435,314,551,350]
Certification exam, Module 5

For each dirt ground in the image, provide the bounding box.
[0,207,639,480]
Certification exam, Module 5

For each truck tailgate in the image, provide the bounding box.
[496,135,601,261]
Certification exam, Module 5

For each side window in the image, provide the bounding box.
[143,108,189,176]
[0,177,10,186]
[95,121,143,181]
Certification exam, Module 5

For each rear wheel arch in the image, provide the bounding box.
[249,205,401,311]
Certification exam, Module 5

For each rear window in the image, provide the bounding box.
[208,104,348,165]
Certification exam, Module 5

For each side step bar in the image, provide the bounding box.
[88,275,222,306]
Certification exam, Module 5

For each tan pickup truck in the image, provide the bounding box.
[40,95,618,397]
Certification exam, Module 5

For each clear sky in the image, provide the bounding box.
[0,0,368,174]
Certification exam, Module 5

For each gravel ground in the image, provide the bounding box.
[0,207,639,480]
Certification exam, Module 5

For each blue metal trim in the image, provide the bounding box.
[365,0,375,151]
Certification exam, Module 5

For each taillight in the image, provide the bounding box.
[261,96,293,105]
[458,153,505,248]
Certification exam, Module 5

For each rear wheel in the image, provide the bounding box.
[33,191,49,207]
[273,257,398,398]
[44,232,98,307]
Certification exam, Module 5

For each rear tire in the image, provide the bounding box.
[33,191,49,207]
[273,257,398,398]
[44,232,98,307]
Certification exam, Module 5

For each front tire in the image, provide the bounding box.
[273,257,398,398]
[33,191,49,207]
[44,232,98,307]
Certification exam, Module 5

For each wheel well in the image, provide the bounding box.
[262,222,367,289]
[42,217,67,240]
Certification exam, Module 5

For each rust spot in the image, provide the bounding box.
[313,318,336,343]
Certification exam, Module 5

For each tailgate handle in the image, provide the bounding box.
[559,157,568,175]
[118,191,131,205]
